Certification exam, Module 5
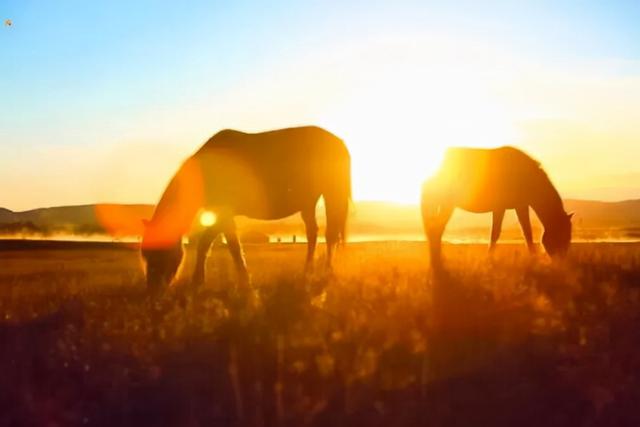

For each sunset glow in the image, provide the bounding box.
[2,2,640,210]
[322,48,519,203]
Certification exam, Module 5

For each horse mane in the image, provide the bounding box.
[151,167,183,222]
[514,147,563,209]
[504,146,566,223]
[144,158,204,247]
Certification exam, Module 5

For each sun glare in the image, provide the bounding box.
[318,47,519,204]
[199,210,217,227]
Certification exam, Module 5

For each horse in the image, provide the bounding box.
[141,126,351,292]
[421,146,572,260]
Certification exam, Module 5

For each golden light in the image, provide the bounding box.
[327,96,515,204]
[317,42,519,204]
[199,210,217,227]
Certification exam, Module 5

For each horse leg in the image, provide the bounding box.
[301,205,318,273]
[516,206,535,253]
[490,209,505,252]
[193,227,218,286]
[223,226,250,288]
[421,178,453,263]
[422,203,453,262]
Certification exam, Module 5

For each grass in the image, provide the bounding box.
[1,242,640,426]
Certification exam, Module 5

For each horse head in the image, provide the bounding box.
[141,220,185,292]
[542,212,573,257]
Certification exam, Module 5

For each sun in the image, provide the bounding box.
[325,93,516,204]
[317,41,519,204]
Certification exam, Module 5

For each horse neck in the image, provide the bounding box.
[147,159,204,245]
[529,172,564,229]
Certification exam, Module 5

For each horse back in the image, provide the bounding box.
[435,146,543,212]
[192,126,349,218]
[196,127,346,165]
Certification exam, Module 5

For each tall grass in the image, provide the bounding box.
[1,242,639,426]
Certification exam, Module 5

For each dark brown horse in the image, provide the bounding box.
[421,146,572,260]
[142,126,351,291]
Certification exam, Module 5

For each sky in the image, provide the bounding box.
[1,0,640,210]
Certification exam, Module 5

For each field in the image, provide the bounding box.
[1,241,640,426]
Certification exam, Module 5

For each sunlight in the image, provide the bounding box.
[320,43,519,204]
[199,210,217,227]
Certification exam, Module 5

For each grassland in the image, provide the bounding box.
[1,241,640,426]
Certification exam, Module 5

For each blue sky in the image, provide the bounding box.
[1,1,640,209]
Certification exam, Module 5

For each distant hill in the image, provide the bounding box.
[0,204,148,224]
[1,199,640,241]
[563,199,640,228]
[0,207,15,223]
[0,204,154,237]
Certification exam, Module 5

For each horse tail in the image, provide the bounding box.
[338,154,352,245]
[420,179,435,233]
[325,144,351,247]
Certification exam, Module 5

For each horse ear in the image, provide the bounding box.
[567,212,574,220]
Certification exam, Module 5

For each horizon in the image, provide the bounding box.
[3,196,640,245]
[4,194,640,214]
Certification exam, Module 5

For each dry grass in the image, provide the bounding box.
[1,242,640,426]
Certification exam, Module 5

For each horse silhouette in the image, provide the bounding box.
[421,146,572,260]
[141,126,351,291]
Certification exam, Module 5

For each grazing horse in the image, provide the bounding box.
[141,126,351,292]
[421,146,572,260]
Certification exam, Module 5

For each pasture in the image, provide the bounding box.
[1,241,640,426]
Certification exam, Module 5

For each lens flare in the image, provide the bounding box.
[200,211,217,227]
